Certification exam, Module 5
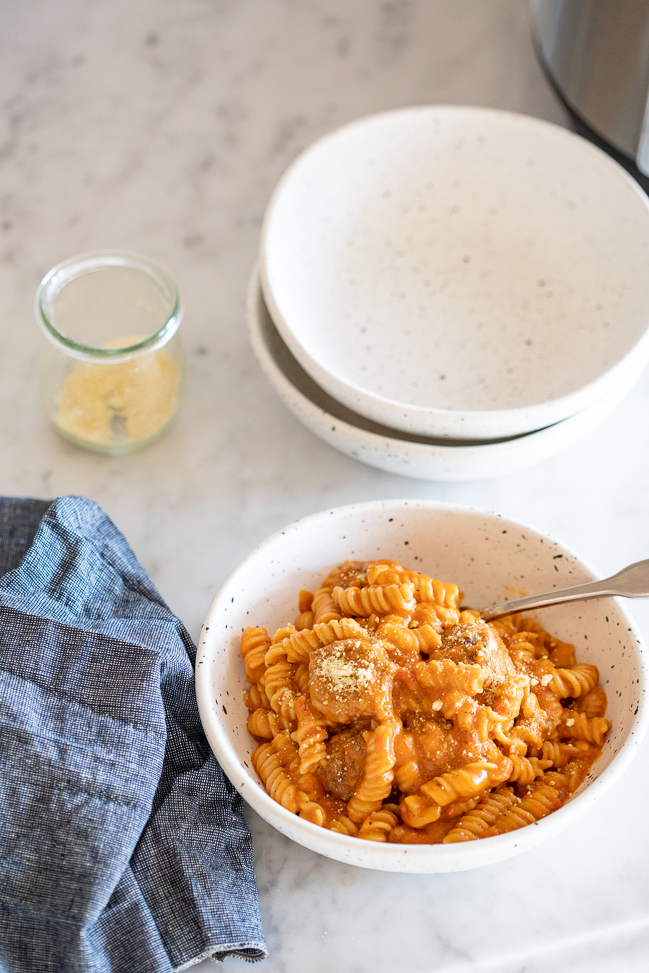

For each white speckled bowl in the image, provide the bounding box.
[248,267,638,482]
[260,106,649,440]
[196,501,648,873]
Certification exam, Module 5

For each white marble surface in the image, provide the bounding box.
[1,1,649,970]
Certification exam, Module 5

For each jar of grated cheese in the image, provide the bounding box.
[35,250,185,454]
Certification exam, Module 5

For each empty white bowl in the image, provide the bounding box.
[248,267,638,481]
[261,106,649,439]
[195,500,648,873]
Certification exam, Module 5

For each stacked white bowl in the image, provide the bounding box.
[250,106,649,481]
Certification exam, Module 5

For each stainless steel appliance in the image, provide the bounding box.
[530,0,649,182]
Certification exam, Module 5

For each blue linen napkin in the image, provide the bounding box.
[0,496,267,972]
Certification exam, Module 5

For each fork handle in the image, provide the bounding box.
[482,577,624,622]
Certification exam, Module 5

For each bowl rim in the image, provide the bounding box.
[196,499,649,871]
[248,264,639,473]
[260,105,649,439]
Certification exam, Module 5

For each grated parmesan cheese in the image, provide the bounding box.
[311,642,376,699]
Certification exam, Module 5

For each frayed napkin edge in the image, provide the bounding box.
[175,941,268,969]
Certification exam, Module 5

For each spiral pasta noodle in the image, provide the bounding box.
[240,626,270,683]
[561,711,611,746]
[443,787,519,843]
[347,721,399,823]
[311,588,342,624]
[252,741,301,814]
[293,694,329,774]
[411,624,443,652]
[333,583,416,617]
[507,754,551,784]
[357,809,399,842]
[415,659,485,695]
[247,707,277,740]
[481,778,564,836]
[547,663,599,699]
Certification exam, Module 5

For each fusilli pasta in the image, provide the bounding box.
[241,558,611,843]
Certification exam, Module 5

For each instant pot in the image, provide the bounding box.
[530,0,649,188]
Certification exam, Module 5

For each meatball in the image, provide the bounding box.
[309,637,396,723]
[436,618,515,686]
[318,726,367,801]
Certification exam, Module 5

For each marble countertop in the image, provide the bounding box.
[2,1,649,970]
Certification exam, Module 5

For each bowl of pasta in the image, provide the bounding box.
[195,500,648,872]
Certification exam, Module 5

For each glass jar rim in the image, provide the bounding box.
[35,249,183,362]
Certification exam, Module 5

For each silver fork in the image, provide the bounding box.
[481,558,649,622]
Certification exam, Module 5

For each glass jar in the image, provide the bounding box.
[35,250,185,455]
